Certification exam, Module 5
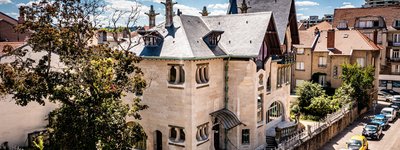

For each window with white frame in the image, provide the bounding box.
[393,34,400,44]
[169,64,185,84]
[394,65,400,73]
[338,20,348,29]
[318,57,327,67]
[296,62,304,70]
[318,75,327,87]
[297,48,304,54]
[356,58,365,68]
[392,49,400,60]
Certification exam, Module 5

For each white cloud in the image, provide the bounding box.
[295,1,319,6]
[0,0,11,5]
[343,2,352,5]
[174,4,201,16]
[340,4,355,8]
[209,10,226,16]
[207,3,229,10]
[298,8,309,11]
[297,14,309,20]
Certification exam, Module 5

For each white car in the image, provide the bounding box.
[392,95,400,102]
[381,107,396,122]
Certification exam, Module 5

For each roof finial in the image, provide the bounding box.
[145,5,160,28]
[200,6,210,16]
[177,9,182,16]
[239,0,251,14]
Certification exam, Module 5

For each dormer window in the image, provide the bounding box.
[203,30,224,48]
[138,30,163,47]
[394,20,400,29]
[337,20,348,30]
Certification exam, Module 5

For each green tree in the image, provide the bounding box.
[0,0,148,149]
[295,81,325,115]
[306,95,334,120]
[331,83,355,110]
[341,63,375,109]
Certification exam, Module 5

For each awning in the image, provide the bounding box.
[210,108,244,130]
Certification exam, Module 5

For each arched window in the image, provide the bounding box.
[257,95,263,123]
[196,64,209,84]
[266,101,283,124]
[168,64,185,84]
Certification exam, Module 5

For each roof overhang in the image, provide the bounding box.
[210,108,245,130]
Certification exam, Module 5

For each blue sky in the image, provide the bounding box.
[0,0,366,26]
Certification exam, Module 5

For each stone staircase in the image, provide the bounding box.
[265,136,277,150]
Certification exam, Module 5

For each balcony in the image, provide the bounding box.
[272,52,296,64]
[318,64,327,68]
[389,57,400,62]
[388,42,400,47]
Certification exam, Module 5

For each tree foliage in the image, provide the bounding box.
[295,81,325,115]
[306,95,335,120]
[0,0,148,149]
[341,63,375,109]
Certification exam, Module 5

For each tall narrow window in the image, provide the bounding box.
[196,64,209,84]
[241,129,250,145]
[296,62,305,70]
[266,76,271,92]
[318,75,327,87]
[356,58,365,68]
[169,64,185,84]
[257,95,263,123]
[391,49,400,60]
[318,57,327,67]
[333,66,338,78]
[394,65,400,73]
[393,34,400,46]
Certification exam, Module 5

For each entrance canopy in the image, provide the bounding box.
[210,108,244,130]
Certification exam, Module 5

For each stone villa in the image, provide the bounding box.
[127,0,299,149]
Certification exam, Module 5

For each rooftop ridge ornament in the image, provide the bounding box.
[239,0,251,14]
[200,6,210,16]
[145,5,160,28]
[161,0,177,28]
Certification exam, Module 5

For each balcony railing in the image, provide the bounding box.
[318,64,327,68]
[388,57,400,62]
[272,52,296,64]
[388,42,400,47]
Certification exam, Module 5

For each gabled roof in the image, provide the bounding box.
[314,30,380,55]
[307,21,332,31]
[333,6,400,29]
[0,12,18,25]
[128,12,274,59]
[230,0,294,44]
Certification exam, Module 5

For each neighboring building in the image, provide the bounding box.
[127,0,298,150]
[299,14,334,30]
[0,12,28,42]
[333,6,400,92]
[363,0,400,7]
[293,23,380,91]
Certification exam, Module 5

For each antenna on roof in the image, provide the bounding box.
[200,6,210,16]
[239,0,251,14]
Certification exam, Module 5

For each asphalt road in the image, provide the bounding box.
[321,101,400,150]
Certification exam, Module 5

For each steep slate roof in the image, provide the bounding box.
[314,30,380,55]
[333,6,400,29]
[129,12,274,59]
[232,0,294,44]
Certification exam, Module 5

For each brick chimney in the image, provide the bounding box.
[161,0,177,28]
[327,29,335,50]
[145,5,159,28]
[373,30,378,44]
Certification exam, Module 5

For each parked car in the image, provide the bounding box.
[346,135,368,150]
[392,95,400,102]
[381,107,396,122]
[389,104,400,116]
[362,122,383,140]
[378,92,394,102]
[381,89,400,95]
[371,114,389,130]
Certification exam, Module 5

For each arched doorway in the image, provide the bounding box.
[266,101,284,124]
[155,130,162,150]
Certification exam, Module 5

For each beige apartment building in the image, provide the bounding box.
[334,6,400,92]
[294,22,380,90]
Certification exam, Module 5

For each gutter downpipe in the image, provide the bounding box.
[224,56,231,150]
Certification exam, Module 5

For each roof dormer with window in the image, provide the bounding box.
[337,20,349,30]
[393,20,400,29]
[203,30,224,48]
[138,30,164,47]
[354,16,385,29]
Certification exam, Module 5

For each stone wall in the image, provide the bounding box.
[294,107,360,150]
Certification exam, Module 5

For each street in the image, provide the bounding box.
[321,101,400,150]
